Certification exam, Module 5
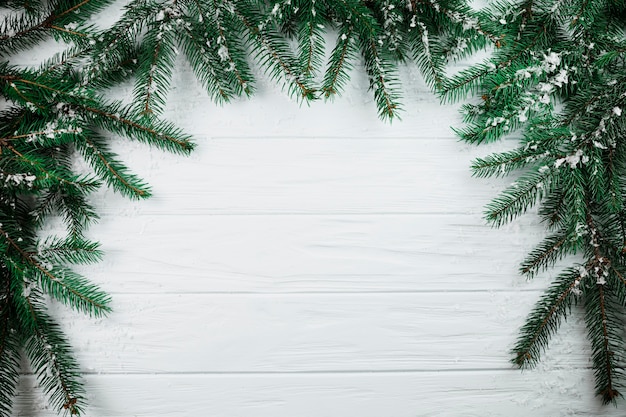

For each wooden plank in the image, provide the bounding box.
[14,370,621,417]
[49,292,591,373]
[68,213,555,294]
[87,137,518,216]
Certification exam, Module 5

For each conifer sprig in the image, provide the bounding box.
[444,0,626,403]
[89,0,484,120]
[0,1,194,415]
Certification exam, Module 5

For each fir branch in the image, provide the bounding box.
[322,26,358,98]
[36,236,102,265]
[133,13,177,116]
[538,187,568,230]
[77,134,152,199]
[471,148,543,178]
[335,0,402,120]
[484,169,555,227]
[2,228,110,317]
[296,0,325,79]
[520,227,575,278]
[0,1,203,412]
[16,290,86,415]
[231,0,317,100]
[512,267,584,367]
[176,14,240,102]
[443,0,626,403]
[0,271,20,417]
[0,0,107,55]
[207,0,254,96]
[79,104,194,154]
[585,282,623,403]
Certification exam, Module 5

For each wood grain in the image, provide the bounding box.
[14,370,622,417]
[85,137,518,216]
[71,214,559,294]
[50,292,591,374]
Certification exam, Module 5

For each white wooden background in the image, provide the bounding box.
[9,14,626,416]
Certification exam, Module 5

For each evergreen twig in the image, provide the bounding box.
[444,0,626,403]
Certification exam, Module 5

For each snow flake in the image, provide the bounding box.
[542,51,561,73]
[44,121,57,138]
[218,45,229,62]
[551,69,569,87]
[5,173,37,187]
[417,22,429,55]
[518,108,529,122]
[613,107,622,116]
[485,116,506,127]
[461,17,478,31]
[574,224,588,239]
[450,38,467,57]
[23,281,34,297]
[539,82,554,93]
[595,119,607,136]
[555,148,585,169]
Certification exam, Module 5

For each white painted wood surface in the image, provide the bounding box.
[10,19,626,417]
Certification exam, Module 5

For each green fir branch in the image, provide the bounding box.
[76,132,153,199]
[0,269,20,417]
[133,10,178,116]
[584,281,624,403]
[520,226,577,278]
[322,25,358,98]
[511,266,584,368]
[15,289,86,415]
[443,0,626,403]
[296,0,325,79]
[36,235,103,265]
